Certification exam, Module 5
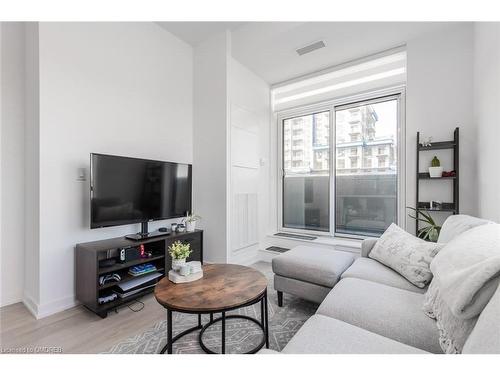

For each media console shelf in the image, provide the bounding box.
[76,230,203,318]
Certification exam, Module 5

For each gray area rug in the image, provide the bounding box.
[103,261,318,354]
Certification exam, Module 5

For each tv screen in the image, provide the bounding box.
[90,153,192,229]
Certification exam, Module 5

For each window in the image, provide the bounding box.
[279,91,402,238]
[282,111,330,232]
[336,98,398,236]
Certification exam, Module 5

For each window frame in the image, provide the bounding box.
[276,85,406,239]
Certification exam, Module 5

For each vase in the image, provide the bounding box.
[172,258,186,271]
[186,221,196,232]
[428,166,443,178]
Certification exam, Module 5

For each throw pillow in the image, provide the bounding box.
[369,223,444,288]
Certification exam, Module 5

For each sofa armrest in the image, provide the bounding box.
[361,238,378,258]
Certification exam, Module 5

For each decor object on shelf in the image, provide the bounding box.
[176,223,186,233]
[442,170,456,177]
[407,207,441,242]
[184,212,202,232]
[168,241,192,271]
[179,264,191,276]
[428,156,443,178]
[429,200,442,210]
[168,262,203,283]
[421,136,433,147]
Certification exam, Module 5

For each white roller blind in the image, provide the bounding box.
[272,49,407,111]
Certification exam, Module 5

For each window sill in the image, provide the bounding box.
[266,232,367,253]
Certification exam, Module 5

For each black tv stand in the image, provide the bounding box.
[75,230,203,318]
[125,221,170,241]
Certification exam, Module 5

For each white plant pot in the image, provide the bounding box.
[172,258,186,271]
[186,221,196,232]
[428,166,443,178]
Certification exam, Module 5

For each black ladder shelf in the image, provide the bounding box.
[416,127,459,234]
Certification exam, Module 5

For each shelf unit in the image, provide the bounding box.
[416,127,459,235]
[76,230,203,318]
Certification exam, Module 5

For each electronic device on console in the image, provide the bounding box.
[119,246,141,263]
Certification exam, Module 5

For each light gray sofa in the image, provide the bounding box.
[267,215,499,354]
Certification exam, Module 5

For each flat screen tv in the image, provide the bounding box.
[90,153,192,236]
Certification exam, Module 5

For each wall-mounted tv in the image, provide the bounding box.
[90,153,192,237]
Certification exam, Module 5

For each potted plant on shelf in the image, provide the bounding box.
[184,212,202,232]
[428,156,443,178]
[407,207,441,242]
[168,241,192,271]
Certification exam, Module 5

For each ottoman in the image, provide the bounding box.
[272,245,355,306]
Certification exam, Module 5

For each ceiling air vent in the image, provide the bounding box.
[296,40,326,56]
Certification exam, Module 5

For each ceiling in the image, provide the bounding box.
[157,22,468,85]
[156,22,245,46]
[231,22,466,84]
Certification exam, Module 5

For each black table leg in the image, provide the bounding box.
[260,297,265,330]
[167,309,173,354]
[198,314,202,327]
[210,313,213,323]
[221,311,226,354]
[264,291,269,348]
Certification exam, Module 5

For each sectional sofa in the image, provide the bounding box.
[265,215,500,354]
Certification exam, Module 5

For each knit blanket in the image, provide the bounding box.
[423,223,500,353]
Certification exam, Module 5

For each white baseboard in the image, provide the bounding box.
[23,293,78,319]
[22,293,39,318]
[230,245,260,266]
[0,292,23,308]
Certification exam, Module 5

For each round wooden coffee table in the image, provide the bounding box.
[154,263,269,354]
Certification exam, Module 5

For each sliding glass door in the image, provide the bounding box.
[334,97,399,237]
[281,111,331,232]
[279,91,402,237]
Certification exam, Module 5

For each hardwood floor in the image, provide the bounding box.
[0,294,167,353]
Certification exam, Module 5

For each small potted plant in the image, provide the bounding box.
[428,156,443,178]
[184,213,202,232]
[168,241,192,271]
[407,207,441,242]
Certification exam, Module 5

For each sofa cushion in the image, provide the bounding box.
[342,257,426,294]
[463,284,500,354]
[369,223,443,288]
[317,278,442,353]
[272,246,355,288]
[282,314,426,354]
[438,214,492,243]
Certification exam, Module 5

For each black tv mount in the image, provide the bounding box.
[125,221,170,241]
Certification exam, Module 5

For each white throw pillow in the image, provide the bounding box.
[369,223,444,288]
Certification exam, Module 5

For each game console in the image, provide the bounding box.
[119,246,141,263]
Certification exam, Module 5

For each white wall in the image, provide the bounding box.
[474,23,500,222]
[23,23,41,312]
[193,32,230,263]
[405,24,475,231]
[30,22,193,317]
[228,57,270,264]
[0,23,26,307]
